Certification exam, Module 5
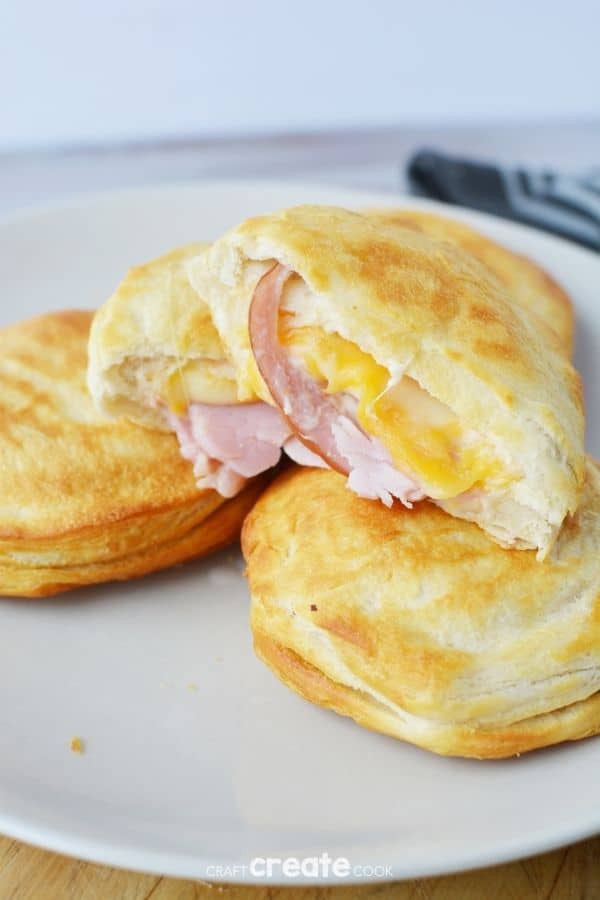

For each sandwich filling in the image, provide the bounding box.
[163,264,506,507]
[167,403,290,497]
[248,264,424,506]
[167,402,325,498]
[247,263,505,506]
[164,359,325,496]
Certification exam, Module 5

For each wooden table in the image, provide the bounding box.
[1,122,599,897]
[1,834,598,898]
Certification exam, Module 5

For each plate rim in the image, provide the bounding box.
[0,804,597,885]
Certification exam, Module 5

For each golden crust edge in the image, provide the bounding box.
[0,477,266,598]
[253,629,600,760]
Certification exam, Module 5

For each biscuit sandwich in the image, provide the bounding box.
[190,205,584,556]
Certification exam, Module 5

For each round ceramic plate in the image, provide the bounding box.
[0,182,598,885]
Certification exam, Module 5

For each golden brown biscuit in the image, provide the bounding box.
[0,310,264,597]
[87,242,238,429]
[190,205,584,556]
[367,208,574,354]
[243,465,600,759]
[88,244,293,499]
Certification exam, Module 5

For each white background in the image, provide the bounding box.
[1,0,599,152]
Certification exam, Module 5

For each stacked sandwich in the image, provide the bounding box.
[5,204,597,759]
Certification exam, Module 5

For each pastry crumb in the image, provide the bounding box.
[70,736,84,754]
[187,683,199,692]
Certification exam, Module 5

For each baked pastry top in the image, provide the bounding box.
[367,208,574,353]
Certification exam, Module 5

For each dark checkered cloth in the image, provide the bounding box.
[408,150,600,251]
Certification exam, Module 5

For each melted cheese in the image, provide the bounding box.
[281,321,502,498]
[164,359,238,413]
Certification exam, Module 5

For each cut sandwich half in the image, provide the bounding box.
[88,244,300,498]
[189,205,584,557]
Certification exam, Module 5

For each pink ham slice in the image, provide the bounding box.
[248,263,425,507]
[167,401,291,497]
[249,264,349,473]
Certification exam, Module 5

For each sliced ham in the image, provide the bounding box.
[249,264,349,472]
[167,401,291,497]
[283,435,329,469]
[331,415,425,507]
[248,263,425,507]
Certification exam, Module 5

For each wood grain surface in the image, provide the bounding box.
[0,834,598,899]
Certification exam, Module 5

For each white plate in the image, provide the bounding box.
[0,181,598,885]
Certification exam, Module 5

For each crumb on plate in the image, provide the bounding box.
[70,736,84,754]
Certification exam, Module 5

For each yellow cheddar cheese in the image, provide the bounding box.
[281,322,502,498]
[164,359,238,413]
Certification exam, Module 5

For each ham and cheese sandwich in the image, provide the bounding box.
[88,244,299,498]
[0,311,264,597]
[189,205,584,557]
[243,465,600,759]
[367,208,574,354]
